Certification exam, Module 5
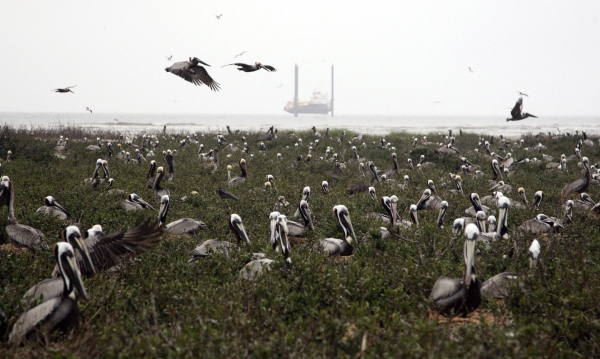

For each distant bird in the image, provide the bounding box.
[165,57,220,91]
[517,91,529,97]
[216,14,222,19]
[234,51,248,58]
[222,62,277,72]
[166,55,172,61]
[506,97,537,121]
[468,67,473,73]
[432,101,441,106]
[85,107,92,113]
[53,86,76,93]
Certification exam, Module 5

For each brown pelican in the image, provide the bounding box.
[429,223,481,317]
[532,191,544,209]
[165,57,220,91]
[490,180,513,194]
[83,159,103,187]
[465,193,490,216]
[347,161,379,195]
[562,157,591,196]
[506,97,537,121]
[165,152,175,181]
[409,204,419,227]
[5,179,48,250]
[447,175,463,195]
[519,213,563,234]
[322,180,329,194]
[228,159,248,187]
[22,227,94,306]
[416,189,444,211]
[188,214,250,261]
[146,160,157,188]
[122,193,156,211]
[496,196,510,239]
[491,159,502,182]
[241,215,291,281]
[222,62,277,72]
[35,196,70,220]
[378,153,399,177]
[286,200,314,236]
[158,195,207,235]
[517,187,530,208]
[9,242,89,345]
[259,126,275,141]
[153,167,170,198]
[437,201,448,228]
[318,205,356,256]
[86,138,102,151]
[419,155,436,169]
[574,192,595,210]
[53,85,76,93]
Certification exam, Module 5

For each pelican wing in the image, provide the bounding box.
[511,97,523,118]
[518,219,552,234]
[481,272,520,298]
[429,276,462,301]
[261,64,277,72]
[9,297,62,344]
[319,238,344,256]
[165,218,207,235]
[6,224,48,250]
[81,220,162,275]
[240,259,274,280]
[188,239,232,261]
[22,278,64,306]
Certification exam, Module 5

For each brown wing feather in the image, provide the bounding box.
[262,65,277,72]
[511,97,523,118]
[167,62,221,91]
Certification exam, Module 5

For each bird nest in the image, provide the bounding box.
[428,309,507,329]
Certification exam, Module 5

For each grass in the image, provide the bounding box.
[1,124,600,357]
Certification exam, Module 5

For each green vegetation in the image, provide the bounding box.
[1,125,599,357]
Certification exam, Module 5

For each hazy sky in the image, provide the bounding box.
[1,1,599,116]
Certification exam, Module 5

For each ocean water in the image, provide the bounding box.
[1,112,599,138]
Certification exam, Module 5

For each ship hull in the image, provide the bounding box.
[284,104,330,115]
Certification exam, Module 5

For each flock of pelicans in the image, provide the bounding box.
[2,125,598,346]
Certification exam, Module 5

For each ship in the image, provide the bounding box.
[284,91,332,115]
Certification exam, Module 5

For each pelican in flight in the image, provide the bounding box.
[165,57,220,91]
[158,195,207,235]
[9,242,89,345]
[53,85,76,93]
[5,178,48,250]
[506,97,537,121]
[222,62,277,72]
[234,51,248,58]
[35,196,70,220]
[85,107,92,113]
[318,205,356,256]
[429,223,481,317]
[188,214,250,261]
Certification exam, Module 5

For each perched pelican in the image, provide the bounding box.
[506,97,538,121]
[83,159,103,188]
[490,180,513,194]
[574,193,595,210]
[416,189,444,211]
[153,167,170,198]
[429,223,481,317]
[347,162,380,195]
[53,85,76,93]
[35,196,70,220]
[9,242,89,345]
[287,200,314,236]
[241,215,291,281]
[122,193,156,211]
[146,160,157,188]
[437,201,448,228]
[165,152,175,181]
[517,187,530,208]
[465,193,490,216]
[228,159,248,187]
[321,180,329,194]
[22,227,94,306]
[562,157,591,196]
[519,214,563,234]
[419,155,436,169]
[318,205,356,256]
[447,175,463,195]
[532,191,544,208]
[158,195,207,235]
[86,138,102,151]
[222,62,277,72]
[165,57,220,91]
[5,179,48,250]
[188,214,250,261]
[496,197,510,239]
[259,126,275,141]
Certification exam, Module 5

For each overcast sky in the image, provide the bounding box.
[1,1,599,116]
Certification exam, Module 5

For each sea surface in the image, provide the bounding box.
[1,112,599,138]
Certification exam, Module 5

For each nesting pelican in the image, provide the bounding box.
[318,205,356,256]
[188,214,250,261]
[122,193,156,211]
[35,196,70,220]
[158,195,207,235]
[5,178,48,250]
[228,159,248,186]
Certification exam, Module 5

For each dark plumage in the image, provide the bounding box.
[506,97,538,121]
[165,57,220,91]
[222,62,277,72]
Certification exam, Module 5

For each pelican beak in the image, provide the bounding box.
[72,232,96,275]
[410,210,419,227]
[529,114,538,118]
[391,201,398,227]
[234,221,250,244]
[464,238,476,289]
[496,207,506,237]
[217,188,239,201]
[53,201,71,218]
[341,212,356,244]
[437,207,446,228]
[158,198,169,225]
[519,192,529,206]
[529,256,538,269]
[198,59,211,67]
[416,192,429,208]
[269,217,278,249]
[62,251,89,300]
[137,196,157,212]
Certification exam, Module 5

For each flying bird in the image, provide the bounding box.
[166,55,172,61]
[234,51,248,58]
[468,67,473,73]
[432,101,441,106]
[222,62,277,72]
[53,86,76,93]
[506,97,537,121]
[85,107,92,113]
[517,91,529,97]
[165,57,220,91]
[216,14,222,19]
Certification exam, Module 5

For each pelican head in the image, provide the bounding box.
[407,158,414,170]
[264,182,272,190]
[452,218,465,234]
[299,200,314,230]
[62,226,95,275]
[302,186,311,202]
[44,196,70,218]
[490,180,505,192]
[533,191,544,208]
[55,241,89,300]
[518,187,529,206]
[463,223,479,288]
[334,205,356,244]
[366,161,379,184]
[417,189,432,208]
[487,215,497,232]
[128,193,156,211]
[229,214,250,244]
[368,186,376,200]
[469,193,483,212]
[437,201,448,228]
[390,195,399,227]
[476,211,486,233]
[321,180,329,194]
